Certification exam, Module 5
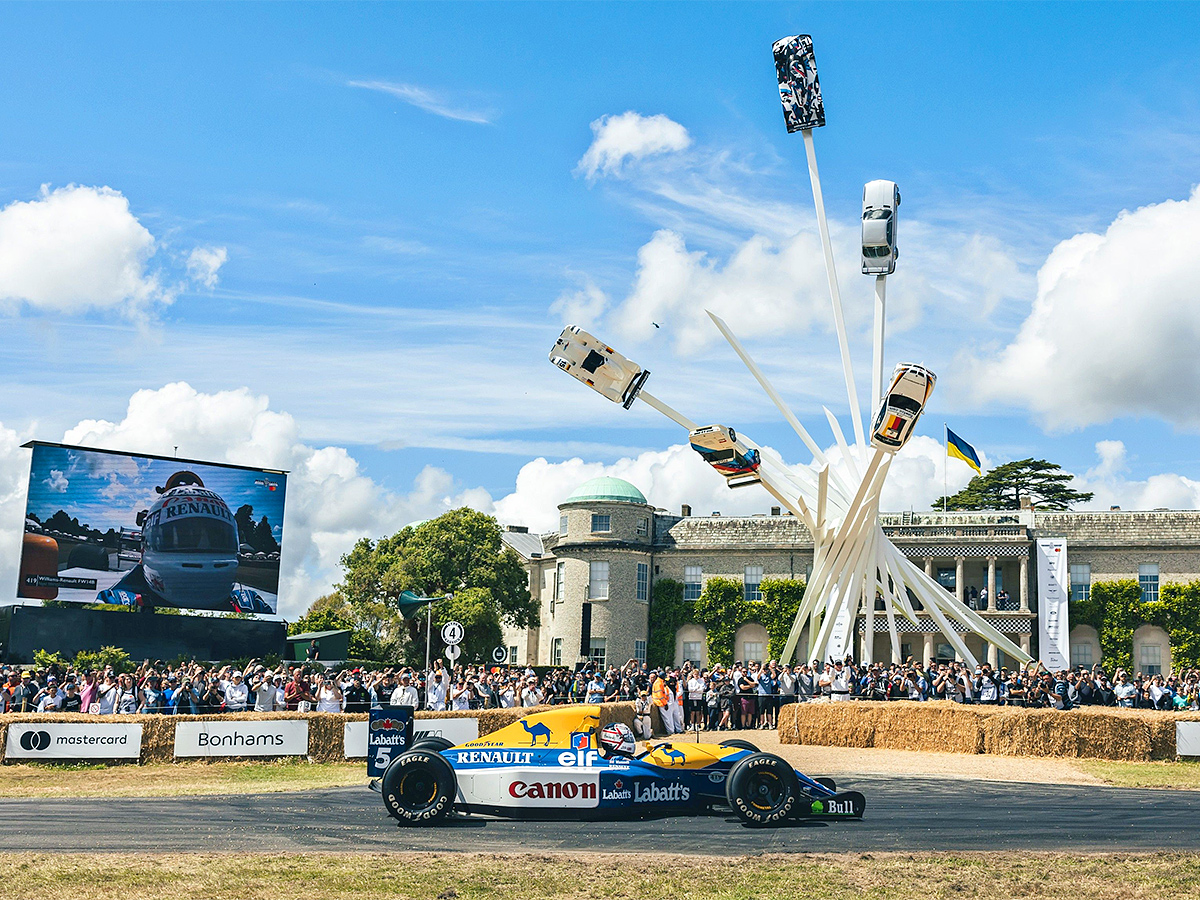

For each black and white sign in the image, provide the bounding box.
[367,705,414,777]
[493,646,508,663]
[173,720,309,757]
[1035,538,1070,671]
[441,621,465,645]
[444,644,461,662]
[5,722,142,759]
[345,715,478,759]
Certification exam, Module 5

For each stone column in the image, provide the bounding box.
[955,557,965,604]
[987,558,997,611]
[923,632,935,667]
[1019,555,1030,612]
[988,642,1000,669]
[924,557,934,578]
[1019,633,1031,658]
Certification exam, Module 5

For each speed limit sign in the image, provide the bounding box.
[440,621,464,645]
[492,646,508,664]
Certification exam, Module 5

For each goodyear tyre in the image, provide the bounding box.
[725,752,799,827]
[410,735,455,752]
[381,750,456,825]
[719,739,759,753]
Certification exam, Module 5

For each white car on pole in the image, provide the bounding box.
[549,326,649,408]
[861,180,900,275]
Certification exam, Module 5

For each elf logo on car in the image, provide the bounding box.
[508,779,598,801]
[557,749,601,767]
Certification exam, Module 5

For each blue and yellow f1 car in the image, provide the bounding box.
[375,705,865,827]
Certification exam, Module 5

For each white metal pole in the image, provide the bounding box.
[801,128,866,450]
[872,274,887,407]
[425,600,432,676]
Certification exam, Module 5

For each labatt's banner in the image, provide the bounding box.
[17,442,287,614]
[174,720,308,757]
[345,715,477,760]
[1035,538,1070,670]
[367,705,414,777]
[6,722,142,759]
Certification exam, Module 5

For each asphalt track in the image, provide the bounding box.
[5,776,1200,854]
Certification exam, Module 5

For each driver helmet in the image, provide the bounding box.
[599,722,636,757]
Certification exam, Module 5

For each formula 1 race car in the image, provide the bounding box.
[373,705,865,827]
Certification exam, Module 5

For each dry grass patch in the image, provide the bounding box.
[2,852,1200,900]
[1077,758,1200,790]
[0,760,365,798]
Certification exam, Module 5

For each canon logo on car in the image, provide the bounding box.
[508,779,598,800]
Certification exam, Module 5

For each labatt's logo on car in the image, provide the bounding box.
[633,781,690,803]
[504,774,600,807]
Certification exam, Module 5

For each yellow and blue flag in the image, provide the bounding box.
[946,428,981,473]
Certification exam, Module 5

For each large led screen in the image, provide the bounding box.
[17,442,287,614]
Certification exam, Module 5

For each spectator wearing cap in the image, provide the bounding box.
[171,674,199,715]
[35,676,64,712]
[139,675,166,713]
[425,670,447,711]
[252,671,280,712]
[224,672,250,712]
[389,673,420,708]
[284,670,314,711]
[61,680,83,713]
[343,673,371,713]
[4,672,33,713]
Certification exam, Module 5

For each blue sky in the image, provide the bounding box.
[2,3,1200,614]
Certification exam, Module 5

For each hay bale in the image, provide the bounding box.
[873,701,986,754]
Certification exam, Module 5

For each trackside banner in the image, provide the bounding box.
[6,722,142,759]
[173,720,308,757]
[345,716,479,759]
[1035,538,1070,670]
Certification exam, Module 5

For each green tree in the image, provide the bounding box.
[335,508,537,665]
[935,458,1093,511]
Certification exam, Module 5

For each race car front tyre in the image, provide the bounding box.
[381,750,457,825]
[410,736,455,752]
[725,752,800,827]
[719,739,760,753]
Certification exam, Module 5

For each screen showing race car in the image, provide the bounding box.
[16,442,288,615]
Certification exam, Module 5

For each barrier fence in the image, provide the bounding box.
[778,700,1200,761]
[0,703,637,764]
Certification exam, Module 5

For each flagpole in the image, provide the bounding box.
[943,423,948,518]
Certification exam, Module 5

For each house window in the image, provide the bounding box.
[588,638,606,670]
[559,514,568,535]
[555,561,565,602]
[552,637,563,667]
[508,646,518,665]
[1139,564,1159,603]
[1140,643,1162,676]
[1072,643,1093,666]
[684,566,702,600]
[935,643,954,662]
[636,517,648,536]
[589,561,609,600]
[741,641,764,663]
[634,640,646,665]
[900,642,912,662]
[636,562,648,602]
[744,565,764,602]
[1069,564,1091,602]
[682,641,703,664]
[936,567,956,592]
[591,514,610,533]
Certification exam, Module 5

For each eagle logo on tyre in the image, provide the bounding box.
[19,730,52,752]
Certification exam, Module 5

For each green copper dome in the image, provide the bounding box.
[564,476,648,505]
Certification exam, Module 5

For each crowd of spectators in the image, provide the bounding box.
[2,654,1198,719]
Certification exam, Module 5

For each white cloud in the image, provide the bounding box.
[1072,440,1200,511]
[186,246,227,289]
[43,469,68,493]
[971,185,1200,429]
[576,112,691,181]
[348,80,493,124]
[549,278,609,329]
[0,185,163,315]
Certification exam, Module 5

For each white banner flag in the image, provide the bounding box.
[5,722,142,759]
[174,720,308,757]
[1035,538,1070,670]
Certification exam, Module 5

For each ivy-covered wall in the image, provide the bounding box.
[1072,579,1200,672]
[646,576,806,667]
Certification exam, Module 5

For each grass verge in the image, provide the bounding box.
[0,760,364,798]
[1076,758,1200,790]
[2,852,1200,900]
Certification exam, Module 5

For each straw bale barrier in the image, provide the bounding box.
[778,701,1200,761]
[0,702,636,764]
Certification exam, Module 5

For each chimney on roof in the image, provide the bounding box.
[1019,495,1033,510]
[681,504,691,517]
[771,506,781,516]
[506,525,529,533]
[711,511,720,517]
[1110,505,1121,511]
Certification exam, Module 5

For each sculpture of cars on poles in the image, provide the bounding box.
[549,326,650,409]
[688,425,762,487]
[861,179,900,275]
[374,706,864,827]
[869,364,936,452]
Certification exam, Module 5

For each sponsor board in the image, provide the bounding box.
[344,715,479,760]
[1179,722,1200,758]
[1035,538,1071,670]
[501,772,599,807]
[5,722,142,759]
[366,705,414,777]
[174,721,308,757]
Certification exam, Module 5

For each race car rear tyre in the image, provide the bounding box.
[725,752,799,826]
[815,777,837,792]
[381,749,456,825]
[719,739,759,752]
[411,736,455,752]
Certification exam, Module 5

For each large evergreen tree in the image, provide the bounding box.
[935,458,1093,511]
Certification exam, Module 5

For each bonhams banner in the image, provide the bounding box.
[5,722,142,759]
[1035,538,1070,670]
[174,720,308,757]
